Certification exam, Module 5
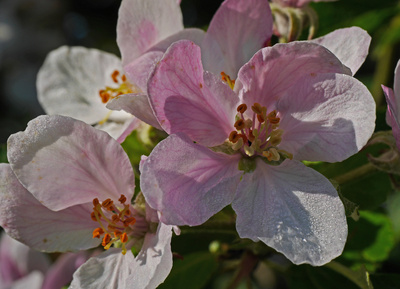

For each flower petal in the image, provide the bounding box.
[37,46,124,124]
[383,85,400,151]
[277,73,376,162]
[148,40,239,147]
[69,250,134,289]
[7,115,135,211]
[141,133,242,226]
[0,232,50,284]
[117,0,183,66]
[0,164,100,252]
[237,42,350,109]
[126,223,173,289]
[232,160,347,266]
[202,0,273,77]
[107,93,162,130]
[94,116,139,143]
[311,27,371,75]
[42,252,89,289]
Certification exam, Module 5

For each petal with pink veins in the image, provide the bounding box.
[202,0,273,77]
[276,73,376,162]
[236,42,350,109]
[148,40,239,147]
[7,115,135,211]
[141,133,242,226]
[126,223,173,289]
[117,0,183,66]
[232,160,347,266]
[311,27,371,75]
[0,164,100,252]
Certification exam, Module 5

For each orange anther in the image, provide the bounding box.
[102,234,111,247]
[123,217,136,227]
[121,75,127,82]
[237,104,247,113]
[120,232,128,243]
[108,224,118,231]
[229,131,240,143]
[119,195,127,204]
[93,198,100,206]
[111,70,120,83]
[114,231,123,238]
[257,114,265,123]
[99,90,111,103]
[221,72,227,81]
[93,228,104,239]
[251,103,263,114]
[102,199,113,209]
[234,119,245,130]
[90,212,97,222]
[111,215,120,223]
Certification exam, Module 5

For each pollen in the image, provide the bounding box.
[227,103,292,162]
[90,194,137,255]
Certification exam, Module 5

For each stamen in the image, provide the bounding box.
[120,233,128,243]
[102,233,111,247]
[119,195,127,204]
[102,199,114,209]
[111,70,120,83]
[234,119,245,130]
[237,104,247,113]
[251,103,263,114]
[93,228,104,238]
[221,72,236,90]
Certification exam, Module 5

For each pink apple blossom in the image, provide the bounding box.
[0,115,174,289]
[140,40,376,266]
[107,0,273,129]
[382,60,400,151]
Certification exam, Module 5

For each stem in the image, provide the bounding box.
[325,261,373,289]
[334,162,378,185]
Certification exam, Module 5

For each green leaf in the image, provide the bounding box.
[341,211,395,271]
[158,251,218,289]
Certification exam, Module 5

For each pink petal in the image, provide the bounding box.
[123,51,164,92]
[126,223,173,288]
[7,115,135,211]
[202,0,273,77]
[107,93,163,130]
[42,252,89,289]
[36,46,124,125]
[117,0,183,66]
[0,164,100,252]
[382,85,400,151]
[237,42,350,109]
[0,233,50,284]
[148,40,239,147]
[311,27,371,75]
[232,160,347,266]
[70,249,135,289]
[394,59,400,99]
[141,133,242,226]
[277,73,376,162]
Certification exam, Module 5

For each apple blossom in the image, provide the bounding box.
[140,40,376,266]
[382,59,400,151]
[0,115,174,289]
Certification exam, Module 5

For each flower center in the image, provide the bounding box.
[98,70,138,104]
[91,194,137,255]
[228,103,293,162]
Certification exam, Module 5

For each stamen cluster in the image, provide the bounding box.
[91,194,136,255]
[99,70,135,104]
[228,103,292,162]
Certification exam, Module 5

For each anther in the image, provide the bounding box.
[92,228,104,239]
[102,234,111,247]
[111,215,120,223]
[93,198,100,206]
[257,114,265,123]
[234,119,245,130]
[123,217,136,227]
[120,232,128,243]
[102,199,113,209]
[111,70,120,83]
[251,103,263,114]
[119,195,127,204]
[237,104,247,113]
[91,212,97,222]
[229,131,240,143]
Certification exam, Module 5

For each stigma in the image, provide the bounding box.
[98,70,139,104]
[91,194,136,255]
[228,103,293,162]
